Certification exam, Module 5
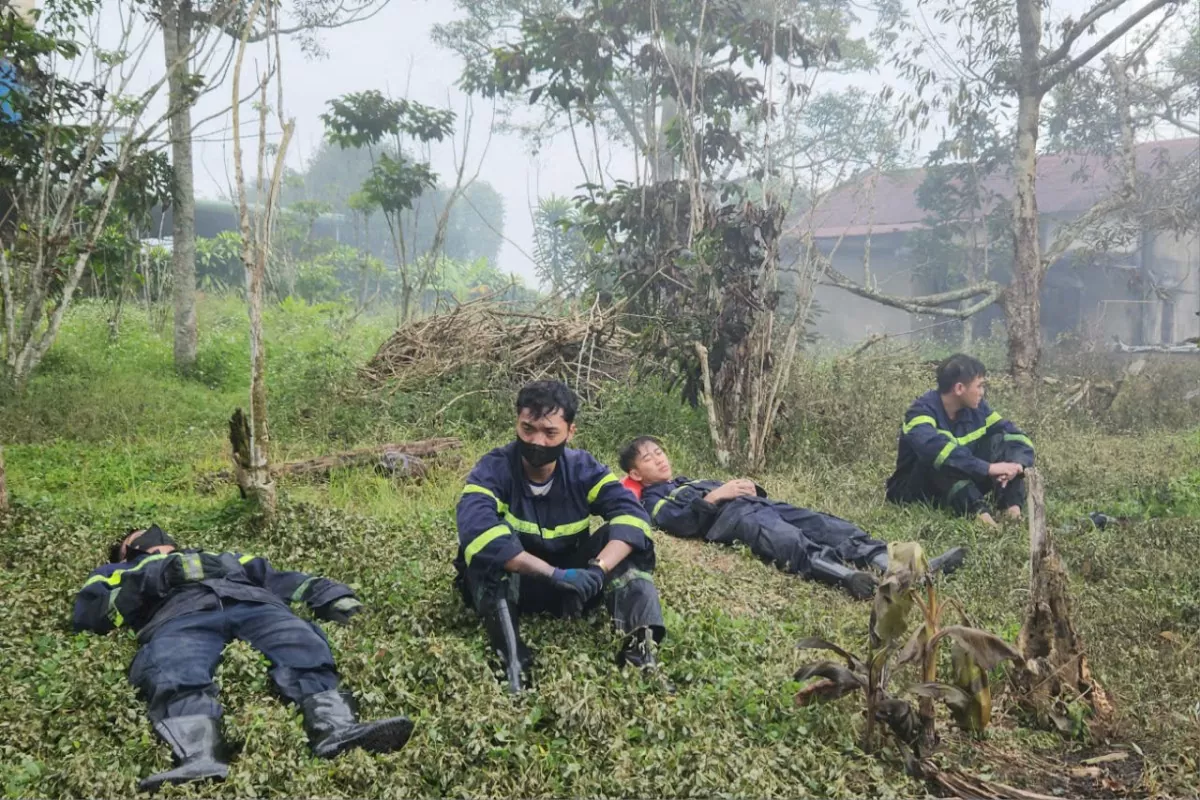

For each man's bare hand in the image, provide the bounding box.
[706,478,757,503]
[988,462,1024,487]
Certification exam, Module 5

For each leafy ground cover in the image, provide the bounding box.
[1,300,1198,797]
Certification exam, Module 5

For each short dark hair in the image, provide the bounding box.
[515,380,579,424]
[936,353,987,393]
[618,436,662,473]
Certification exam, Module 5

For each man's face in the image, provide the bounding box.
[629,441,673,485]
[954,376,986,409]
[119,529,177,561]
[516,408,575,448]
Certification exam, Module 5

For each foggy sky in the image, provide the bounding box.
[88,0,1177,287]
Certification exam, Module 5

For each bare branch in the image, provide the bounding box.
[1040,0,1179,92]
[821,260,1004,319]
[1041,0,1133,67]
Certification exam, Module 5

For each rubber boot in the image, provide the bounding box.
[482,597,532,693]
[870,546,967,578]
[928,546,967,577]
[618,626,675,693]
[138,715,230,793]
[617,626,658,670]
[301,690,414,759]
[810,556,877,600]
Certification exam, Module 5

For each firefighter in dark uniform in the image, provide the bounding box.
[73,526,414,792]
[619,437,966,599]
[455,381,665,693]
[886,353,1035,525]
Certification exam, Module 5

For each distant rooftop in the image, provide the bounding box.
[802,137,1199,240]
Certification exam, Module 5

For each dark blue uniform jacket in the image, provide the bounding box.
[456,441,653,573]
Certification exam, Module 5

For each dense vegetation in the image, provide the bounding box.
[1,298,1197,798]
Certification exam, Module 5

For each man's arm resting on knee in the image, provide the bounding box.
[593,540,633,574]
[503,551,556,579]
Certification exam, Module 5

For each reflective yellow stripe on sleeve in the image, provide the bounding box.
[902,415,938,434]
[652,497,669,520]
[934,441,957,469]
[82,552,174,588]
[610,514,653,537]
[1004,433,1034,448]
[464,524,513,565]
[586,473,618,504]
[462,484,509,514]
[238,554,255,564]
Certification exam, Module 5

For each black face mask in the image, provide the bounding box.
[126,524,178,560]
[517,438,565,468]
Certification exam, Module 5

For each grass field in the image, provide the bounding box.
[2,299,1198,798]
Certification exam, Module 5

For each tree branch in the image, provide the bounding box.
[602,85,649,154]
[1041,0,1132,68]
[821,262,1004,319]
[1040,0,1179,92]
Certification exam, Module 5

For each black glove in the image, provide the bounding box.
[549,566,605,604]
[317,597,363,625]
[164,552,229,587]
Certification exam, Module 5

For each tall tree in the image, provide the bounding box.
[228,0,294,518]
[817,0,1184,383]
[1,0,223,387]
[465,0,854,468]
[158,0,388,373]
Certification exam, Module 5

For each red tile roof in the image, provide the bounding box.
[802,137,1199,240]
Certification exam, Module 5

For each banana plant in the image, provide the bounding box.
[793,542,1023,776]
[905,623,1024,736]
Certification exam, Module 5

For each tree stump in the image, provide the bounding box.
[1015,468,1114,733]
[229,408,276,513]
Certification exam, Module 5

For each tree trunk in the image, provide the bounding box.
[163,0,198,373]
[1015,469,1115,733]
[0,445,8,513]
[1007,0,1045,388]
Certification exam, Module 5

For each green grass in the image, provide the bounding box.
[1,299,1198,798]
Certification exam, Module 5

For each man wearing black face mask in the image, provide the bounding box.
[455,381,666,693]
[73,526,414,792]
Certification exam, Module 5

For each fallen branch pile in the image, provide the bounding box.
[361,300,633,399]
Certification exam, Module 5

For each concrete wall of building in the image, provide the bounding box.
[1146,230,1200,344]
[810,235,918,343]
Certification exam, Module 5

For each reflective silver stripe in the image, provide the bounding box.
[291,576,318,603]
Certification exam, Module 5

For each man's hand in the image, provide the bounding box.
[705,478,757,504]
[549,566,605,604]
[988,462,1024,487]
[316,597,362,625]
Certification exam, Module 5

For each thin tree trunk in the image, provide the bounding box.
[1007,0,1045,388]
[230,0,276,517]
[163,0,198,373]
[0,445,8,513]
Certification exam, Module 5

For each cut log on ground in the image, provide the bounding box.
[216,433,462,493]
[1013,468,1115,733]
[271,438,462,479]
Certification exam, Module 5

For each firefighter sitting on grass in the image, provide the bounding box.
[886,353,1035,525]
[454,380,666,693]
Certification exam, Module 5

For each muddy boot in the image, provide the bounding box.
[138,715,230,793]
[618,627,674,692]
[928,546,967,577]
[482,597,533,693]
[871,547,967,578]
[301,690,414,759]
[810,557,877,600]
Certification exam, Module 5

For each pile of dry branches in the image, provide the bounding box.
[361,300,633,398]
